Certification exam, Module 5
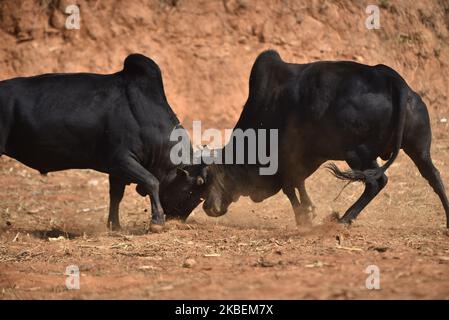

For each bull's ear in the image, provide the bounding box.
[176,167,190,178]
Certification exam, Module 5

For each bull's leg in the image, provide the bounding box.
[282,160,321,225]
[297,180,316,216]
[339,160,388,224]
[113,157,165,232]
[405,150,449,228]
[402,98,449,227]
[282,185,300,225]
[282,185,308,225]
[402,103,449,228]
[107,175,126,231]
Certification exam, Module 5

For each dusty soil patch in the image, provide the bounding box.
[1,136,449,299]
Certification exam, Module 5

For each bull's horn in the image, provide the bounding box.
[196,176,205,186]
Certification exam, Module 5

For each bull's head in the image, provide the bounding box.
[198,164,239,217]
[136,165,206,221]
[161,165,207,220]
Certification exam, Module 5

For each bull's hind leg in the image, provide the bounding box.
[404,148,449,228]
[339,159,388,224]
[107,175,126,231]
[403,99,449,228]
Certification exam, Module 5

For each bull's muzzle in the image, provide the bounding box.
[203,201,227,217]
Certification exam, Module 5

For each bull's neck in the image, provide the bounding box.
[213,162,273,200]
[141,123,192,181]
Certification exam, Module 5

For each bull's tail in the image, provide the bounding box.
[327,78,409,183]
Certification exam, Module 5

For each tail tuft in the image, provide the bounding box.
[326,163,379,183]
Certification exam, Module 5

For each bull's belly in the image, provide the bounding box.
[284,127,387,162]
[4,143,103,174]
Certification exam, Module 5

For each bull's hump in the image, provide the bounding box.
[123,53,162,79]
[250,50,283,77]
[247,50,291,101]
[255,49,282,63]
[122,53,168,101]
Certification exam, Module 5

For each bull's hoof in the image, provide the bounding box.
[338,217,353,225]
[295,206,315,226]
[107,222,121,232]
[149,223,165,233]
[295,214,313,226]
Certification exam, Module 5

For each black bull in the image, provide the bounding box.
[0,54,204,232]
[199,50,449,228]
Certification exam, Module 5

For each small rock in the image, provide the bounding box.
[204,253,221,257]
[160,285,174,291]
[258,257,276,268]
[238,36,247,44]
[27,207,44,214]
[48,236,66,242]
[440,118,448,123]
[183,258,197,268]
[138,265,153,270]
[305,261,324,268]
[371,246,389,253]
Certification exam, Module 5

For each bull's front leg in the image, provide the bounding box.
[282,185,312,226]
[297,180,316,218]
[113,156,166,233]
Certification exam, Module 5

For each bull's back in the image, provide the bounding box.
[284,61,402,159]
[0,73,128,172]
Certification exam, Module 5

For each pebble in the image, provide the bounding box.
[183,258,197,268]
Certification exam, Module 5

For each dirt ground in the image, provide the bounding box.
[1,133,449,299]
[1,0,449,300]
